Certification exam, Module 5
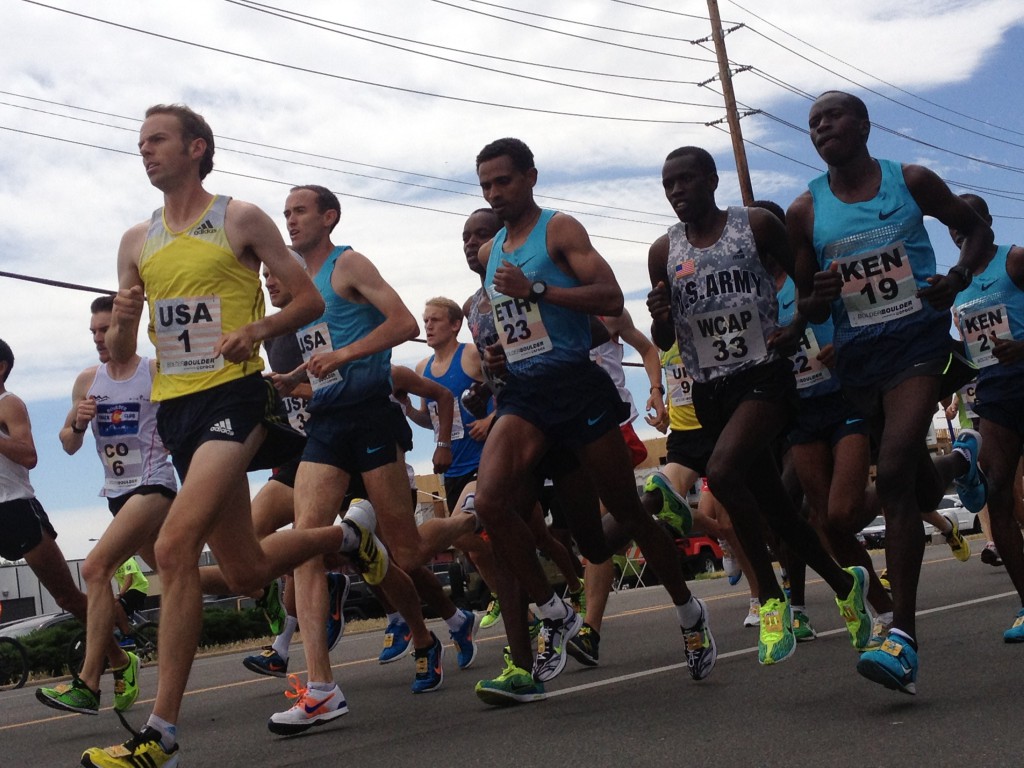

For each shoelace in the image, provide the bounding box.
[283,673,310,704]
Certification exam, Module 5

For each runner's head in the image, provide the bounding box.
[0,338,13,384]
[263,249,307,309]
[476,138,538,223]
[662,146,718,223]
[463,208,502,275]
[949,194,991,248]
[750,200,788,280]
[89,295,114,363]
[141,104,215,182]
[285,185,341,254]
[808,91,870,166]
[423,297,464,349]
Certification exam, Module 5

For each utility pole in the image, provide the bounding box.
[707,0,754,204]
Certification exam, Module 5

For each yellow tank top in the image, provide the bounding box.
[139,195,265,401]
[661,343,701,432]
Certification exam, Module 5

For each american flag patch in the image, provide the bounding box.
[675,259,695,278]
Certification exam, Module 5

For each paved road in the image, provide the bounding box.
[2,543,1022,767]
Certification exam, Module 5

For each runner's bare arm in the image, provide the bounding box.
[0,394,37,469]
[59,367,98,455]
[107,223,147,364]
[646,234,675,351]
[392,364,454,475]
[787,192,835,324]
[604,310,667,424]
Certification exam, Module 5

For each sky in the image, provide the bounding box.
[2,0,1024,559]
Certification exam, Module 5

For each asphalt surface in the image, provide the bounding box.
[2,541,1022,767]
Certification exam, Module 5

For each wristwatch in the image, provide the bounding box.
[436,441,451,449]
[947,264,973,288]
[529,280,547,301]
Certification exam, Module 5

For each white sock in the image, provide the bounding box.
[386,611,402,625]
[676,597,703,628]
[146,715,177,750]
[890,627,915,645]
[308,680,335,693]
[875,611,893,626]
[444,609,468,632]
[535,594,569,621]
[272,616,298,658]
[792,604,806,614]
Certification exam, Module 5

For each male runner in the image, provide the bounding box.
[471,138,716,696]
[268,184,477,735]
[949,193,1024,641]
[82,105,361,768]
[789,91,993,694]
[647,145,872,668]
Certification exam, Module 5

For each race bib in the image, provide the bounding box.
[959,303,1010,368]
[835,242,921,327]
[155,296,223,374]
[689,305,767,370]
[282,395,310,433]
[666,362,694,406]
[95,402,143,490]
[490,292,552,363]
[297,322,342,392]
[790,328,831,390]
[429,400,465,442]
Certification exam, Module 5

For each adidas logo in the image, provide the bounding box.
[209,418,234,436]
[191,219,217,236]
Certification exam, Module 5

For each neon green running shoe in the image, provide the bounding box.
[643,471,693,535]
[475,660,546,706]
[758,596,795,665]
[112,651,140,712]
[792,611,817,642]
[480,596,502,629]
[569,586,587,621]
[256,578,286,636]
[835,566,871,650]
[36,677,100,715]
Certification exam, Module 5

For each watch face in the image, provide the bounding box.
[532,281,545,295]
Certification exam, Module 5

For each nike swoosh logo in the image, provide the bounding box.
[845,418,863,426]
[305,692,336,714]
[782,300,795,309]
[878,205,905,220]
[587,412,606,426]
[978,279,997,291]
[366,445,385,454]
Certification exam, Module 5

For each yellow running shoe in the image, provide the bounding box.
[941,511,971,562]
[82,726,178,768]
[758,596,795,665]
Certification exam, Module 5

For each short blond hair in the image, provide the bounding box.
[425,297,463,325]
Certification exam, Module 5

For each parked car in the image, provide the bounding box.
[0,611,77,638]
[858,494,980,549]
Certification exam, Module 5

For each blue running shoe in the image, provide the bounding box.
[326,572,351,652]
[244,646,288,678]
[952,429,988,514]
[379,617,412,664]
[449,608,479,670]
[1004,607,1024,643]
[412,633,444,693]
[856,631,918,694]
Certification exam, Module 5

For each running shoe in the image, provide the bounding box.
[412,633,444,693]
[342,499,388,585]
[952,429,988,514]
[256,578,286,636]
[981,542,1003,567]
[856,631,918,695]
[36,677,99,715]
[643,471,693,535]
[792,610,817,642]
[268,675,349,735]
[480,596,502,629]
[744,598,760,627]
[758,596,795,665]
[528,613,542,640]
[475,660,546,706]
[1004,607,1024,643]
[326,572,351,652]
[862,614,893,653]
[567,622,601,667]
[244,646,288,678]
[681,598,717,681]
[81,726,179,768]
[379,617,413,664]
[533,605,583,682]
[940,511,971,562]
[721,545,743,586]
[569,586,587,621]
[878,568,891,591]
[835,565,872,650]
[112,651,139,711]
[450,608,479,669]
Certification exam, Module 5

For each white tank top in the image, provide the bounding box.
[589,337,638,425]
[87,358,177,498]
[0,392,35,502]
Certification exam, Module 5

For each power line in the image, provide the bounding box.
[22,1,708,125]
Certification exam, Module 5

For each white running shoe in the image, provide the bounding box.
[268,676,348,735]
[743,599,760,628]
